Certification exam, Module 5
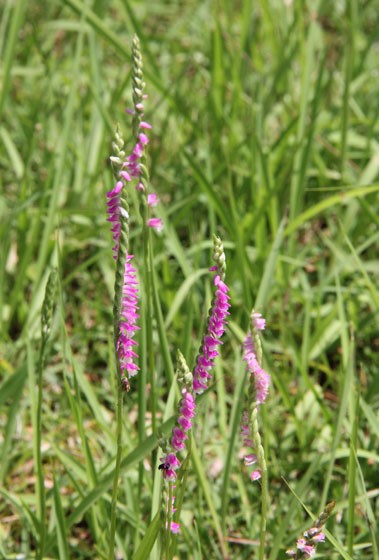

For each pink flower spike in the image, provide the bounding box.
[140,121,152,129]
[116,255,140,383]
[147,193,159,207]
[192,270,230,394]
[147,218,163,232]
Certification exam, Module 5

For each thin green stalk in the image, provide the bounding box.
[135,220,152,551]
[108,380,123,559]
[130,33,156,549]
[130,34,155,437]
[35,269,57,559]
[146,228,156,434]
[164,482,174,560]
[259,443,268,560]
[251,406,268,560]
[36,339,47,559]
[347,385,359,555]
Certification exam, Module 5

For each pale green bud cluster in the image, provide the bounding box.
[176,350,192,390]
[110,125,126,177]
[212,235,226,279]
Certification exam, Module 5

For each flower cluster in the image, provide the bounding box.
[107,36,166,388]
[240,311,270,480]
[121,113,163,233]
[159,351,195,534]
[287,530,325,558]
[165,488,180,535]
[117,255,140,387]
[159,239,231,533]
[240,411,261,481]
[286,501,335,558]
[127,37,163,232]
[192,275,230,394]
[242,312,270,405]
[106,178,126,261]
[159,389,196,481]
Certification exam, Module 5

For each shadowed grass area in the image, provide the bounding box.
[0,0,378,558]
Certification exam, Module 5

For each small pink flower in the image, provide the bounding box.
[170,521,180,534]
[244,453,257,466]
[297,540,316,557]
[120,171,131,182]
[312,532,325,543]
[250,470,261,481]
[147,193,159,207]
[159,453,181,481]
[140,121,152,129]
[147,218,163,232]
[139,133,149,145]
[252,311,266,331]
[171,426,187,451]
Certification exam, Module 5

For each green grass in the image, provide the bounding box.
[1,0,378,558]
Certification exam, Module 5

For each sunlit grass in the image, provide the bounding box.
[1,0,378,558]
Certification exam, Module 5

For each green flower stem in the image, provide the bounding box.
[108,379,123,559]
[248,310,269,560]
[130,33,157,548]
[131,35,155,437]
[165,482,174,560]
[36,338,47,560]
[36,269,57,559]
[146,225,156,434]
[251,406,268,560]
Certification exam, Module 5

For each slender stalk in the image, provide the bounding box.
[36,269,57,559]
[146,228,156,433]
[131,34,156,436]
[165,482,174,560]
[243,311,270,559]
[130,33,156,546]
[108,378,123,559]
[36,339,47,559]
[347,389,359,555]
